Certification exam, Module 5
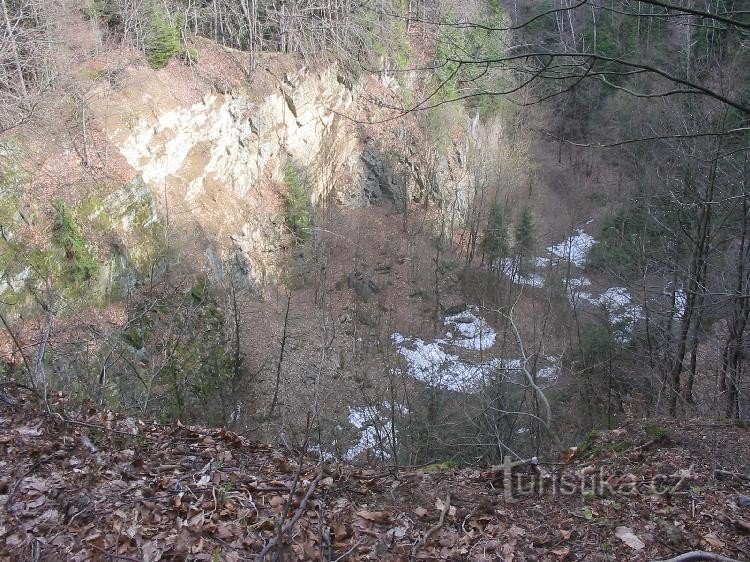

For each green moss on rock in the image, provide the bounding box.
[52,200,100,285]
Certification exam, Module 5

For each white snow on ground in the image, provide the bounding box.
[598,287,642,331]
[567,277,593,307]
[496,258,547,288]
[309,445,336,462]
[547,229,597,267]
[538,354,562,384]
[496,229,598,290]
[514,272,545,288]
[348,405,379,429]
[392,307,509,391]
[597,286,634,309]
[391,333,502,391]
[568,277,594,306]
[674,288,686,318]
[344,403,408,461]
[576,286,643,337]
[391,326,562,391]
[345,425,387,460]
[443,306,497,350]
[229,402,242,423]
[537,366,559,380]
[0,266,30,295]
[391,335,454,375]
[497,358,523,370]
[496,258,514,275]
[569,276,592,289]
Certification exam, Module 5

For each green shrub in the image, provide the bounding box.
[586,205,680,274]
[180,47,199,66]
[391,0,411,70]
[577,429,630,459]
[577,429,600,457]
[645,422,668,440]
[52,201,99,285]
[522,0,556,36]
[515,206,535,254]
[82,0,104,20]
[423,460,458,472]
[434,24,462,101]
[481,202,509,265]
[145,8,181,69]
[283,163,311,243]
[514,206,535,274]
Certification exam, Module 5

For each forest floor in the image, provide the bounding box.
[1,386,749,562]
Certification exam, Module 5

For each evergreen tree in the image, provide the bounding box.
[145,7,181,69]
[480,202,509,268]
[515,206,535,273]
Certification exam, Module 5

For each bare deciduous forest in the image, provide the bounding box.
[1,1,749,560]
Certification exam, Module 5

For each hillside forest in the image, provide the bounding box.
[0,0,749,469]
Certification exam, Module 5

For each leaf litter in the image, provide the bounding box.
[1,389,749,560]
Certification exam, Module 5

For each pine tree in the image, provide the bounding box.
[515,206,535,273]
[145,8,181,69]
[480,202,509,268]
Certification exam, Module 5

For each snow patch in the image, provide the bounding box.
[537,366,559,381]
[391,333,501,391]
[495,258,546,288]
[443,306,496,350]
[569,276,592,289]
[344,404,406,461]
[348,405,379,430]
[548,229,597,267]
[515,273,545,288]
[391,308,565,391]
[577,286,642,337]
[674,288,686,318]
[229,402,242,423]
[309,444,336,462]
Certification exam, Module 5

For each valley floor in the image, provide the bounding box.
[1,387,749,561]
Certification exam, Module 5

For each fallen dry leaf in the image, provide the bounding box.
[1,384,748,562]
[615,526,645,550]
[559,447,577,463]
[703,533,725,549]
[356,510,390,523]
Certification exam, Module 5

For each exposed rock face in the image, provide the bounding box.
[103,67,362,286]
[116,68,358,205]
[98,62,489,288]
[360,142,405,204]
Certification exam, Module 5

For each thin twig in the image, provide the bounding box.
[714,469,750,482]
[333,540,364,562]
[89,544,144,562]
[411,492,451,557]
[257,467,324,560]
